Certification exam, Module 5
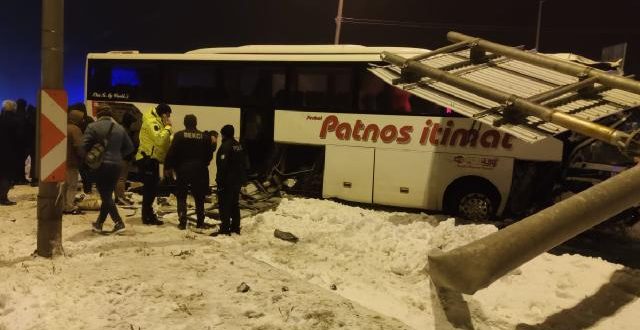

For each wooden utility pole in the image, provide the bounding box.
[37,0,65,257]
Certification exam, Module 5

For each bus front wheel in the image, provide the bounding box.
[444,178,501,222]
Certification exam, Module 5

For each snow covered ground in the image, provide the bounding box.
[0,185,639,330]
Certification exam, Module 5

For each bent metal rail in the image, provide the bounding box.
[380,32,640,294]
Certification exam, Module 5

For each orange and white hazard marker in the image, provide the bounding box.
[40,89,67,182]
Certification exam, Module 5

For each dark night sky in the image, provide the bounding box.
[1,0,639,105]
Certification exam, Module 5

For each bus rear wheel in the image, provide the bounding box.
[444,178,500,222]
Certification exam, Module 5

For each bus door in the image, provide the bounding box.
[238,66,285,179]
[241,106,275,178]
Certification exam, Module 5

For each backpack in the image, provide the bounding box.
[85,123,114,170]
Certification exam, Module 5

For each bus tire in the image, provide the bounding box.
[444,177,501,221]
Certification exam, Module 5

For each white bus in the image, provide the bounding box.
[85,45,572,220]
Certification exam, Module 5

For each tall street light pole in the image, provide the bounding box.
[38,0,65,257]
[535,0,547,50]
[334,0,345,44]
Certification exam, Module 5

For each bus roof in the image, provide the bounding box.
[187,44,429,55]
[87,44,431,62]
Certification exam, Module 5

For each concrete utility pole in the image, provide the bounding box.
[334,0,345,44]
[38,0,65,257]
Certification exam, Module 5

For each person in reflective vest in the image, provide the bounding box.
[135,103,172,225]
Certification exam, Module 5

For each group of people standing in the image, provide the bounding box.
[67,102,247,236]
[0,99,38,205]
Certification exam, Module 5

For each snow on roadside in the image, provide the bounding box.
[237,198,640,330]
[1,186,639,330]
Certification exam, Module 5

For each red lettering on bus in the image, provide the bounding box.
[336,122,352,140]
[429,123,441,145]
[318,116,514,149]
[502,134,513,149]
[363,123,380,142]
[380,125,397,144]
[320,115,338,139]
[397,126,413,144]
[420,120,432,145]
[352,120,365,141]
[441,121,454,145]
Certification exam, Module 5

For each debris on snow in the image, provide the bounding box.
[274,229,299,243]
[237,282,251,293]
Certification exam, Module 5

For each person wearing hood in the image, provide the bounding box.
[62,109,87,215]
[0,100,19,205]
[135,103,172,225]
[82,104,134,233]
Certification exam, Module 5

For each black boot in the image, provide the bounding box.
[178,218,187,230]
[142,208,163,225]
[149,212,164,225]
[196,217,205,229]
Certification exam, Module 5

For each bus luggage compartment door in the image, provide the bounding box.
[322,145,374,203]
[373,149,433,209]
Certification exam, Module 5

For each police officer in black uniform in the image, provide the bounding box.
[211,124,248,236]
[164,114,216,230]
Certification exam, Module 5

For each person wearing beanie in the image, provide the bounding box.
[135,103,173,225]
[211,124,249,236]
[164,114,216,230]
[62,109,87,215]
[82,104,135,233]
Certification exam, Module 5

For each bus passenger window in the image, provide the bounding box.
[171,64,225,106]
[87,60,161,103]
[235,66,285,107]
[358,72,385,113]
[291,66,352,112]
[385,87,412,113]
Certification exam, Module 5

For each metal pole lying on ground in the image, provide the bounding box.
[428,164,640,294]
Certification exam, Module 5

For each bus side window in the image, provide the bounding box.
[169,63,226,106]
[358,71,386,113]
[229,65,286,107]
[87,60,161,103]
[290,66,352,112]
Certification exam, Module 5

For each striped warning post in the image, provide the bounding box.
[40,89,67,182]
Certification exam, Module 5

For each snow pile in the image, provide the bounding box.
[1,186,639,329]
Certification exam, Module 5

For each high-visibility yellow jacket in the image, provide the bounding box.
[135,108,172,162]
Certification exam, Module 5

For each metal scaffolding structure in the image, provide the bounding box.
[375,32,640,294]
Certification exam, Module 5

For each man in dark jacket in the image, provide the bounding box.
[70,103,95,193]
[211,124,248,236]
[24,103,38,186]
[0,100,19,205]
[82,104,135,233]
[164,114,216,230]
[13,99,29,184]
